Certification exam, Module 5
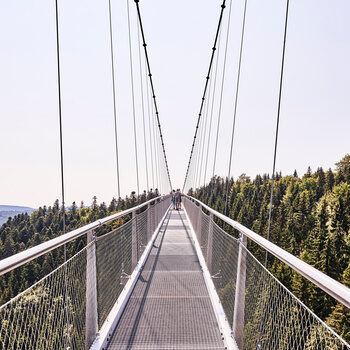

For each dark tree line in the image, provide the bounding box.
[0,189,159,306]
[191,154,350,343]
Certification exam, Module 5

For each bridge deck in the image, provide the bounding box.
[108,209,225,350]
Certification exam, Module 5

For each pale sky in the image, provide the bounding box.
[1,0,349,208]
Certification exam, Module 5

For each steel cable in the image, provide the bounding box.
[203,27,222,187]
[145,64,155,190]
[151,98,160,192]
[54,0,69,347]
[224,0,248,216]
[257,1,290,347]
[183,0,227,192]
[108,0,121,199]
[265,0,289,269]
[134,0,173,191]
[126,0,140,198]
[137,20,149,192]
[198,74,212,187]
[212,0,234,179]
[194,105,205,189]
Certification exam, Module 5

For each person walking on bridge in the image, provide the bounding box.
[175,189,182,210]
[171,189,176,209]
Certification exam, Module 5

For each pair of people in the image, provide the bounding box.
[171,189,182,210]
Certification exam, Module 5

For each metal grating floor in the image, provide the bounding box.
[107,209,226,350]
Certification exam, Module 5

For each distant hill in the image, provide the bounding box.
[0,205,35,226]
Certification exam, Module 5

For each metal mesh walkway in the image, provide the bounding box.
[108,209,226,350]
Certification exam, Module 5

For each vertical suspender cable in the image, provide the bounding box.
[137,20,149,192]
[198,77,212,187]
[145,66,155,190]
[224,0,248,216]
[194,108,204,189]
[151,99,159,191]
[157,132,163,194]
[134,0,173,190]
[54,0,65,238]
[155,116,162,193]
[183,0,227,192]
[203,27,222,187]
[54,0,69,347]
[265,0,290,266]
[192,137,200,190]
[197,102,207,188]
[126,0,140,198]
[258,1,290,347]
[191,122,200,190]
[212,0,233,179]
[108,0,121,199]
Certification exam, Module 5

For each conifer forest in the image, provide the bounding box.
[0,155,349,343]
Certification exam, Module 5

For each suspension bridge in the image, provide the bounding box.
[1,0,350,349]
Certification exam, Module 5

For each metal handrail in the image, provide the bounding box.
[185,195,350,309]
[0,195,167,276]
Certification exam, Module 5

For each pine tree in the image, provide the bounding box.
[3,235,15,258]
[304,166,312,178]
[189,156,350,338]
[315,167,325,199]
[335,153,350,184]
[92,196,98,210]
[326,262,350,343]
[325,168,335,192]
[53,199,60,213]
[308,198,329,271]
[108,198,117,212]
[71,201,77,216]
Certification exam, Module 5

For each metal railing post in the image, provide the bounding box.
[147,203,152,243]
[207,212,214,271]
[85,230,98,349]
[232,233,247,349]
[132,210,137,269]
[151,202,155,232]
[196,204,202,244]
[156,200,159,226]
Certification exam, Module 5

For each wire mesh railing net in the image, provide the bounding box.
[0,247,88,350]
[183,197,350,350]
[0,197,169,350]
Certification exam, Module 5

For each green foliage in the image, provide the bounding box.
[0,189,159,306]
[191,155,350,343]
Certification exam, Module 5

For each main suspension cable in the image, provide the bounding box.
[126,0,140,198]
[224,0,248,216]
[134,0,172,191]
[183,0,227,192]
[108,0,121,199]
